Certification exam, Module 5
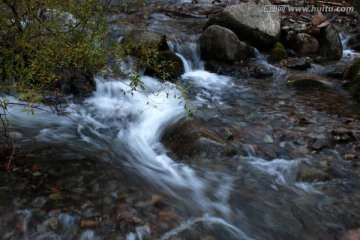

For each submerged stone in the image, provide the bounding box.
[349,59,360,101]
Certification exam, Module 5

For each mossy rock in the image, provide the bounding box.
[269,42,287,63]
[349,58,360,101]
[287,72,328,87]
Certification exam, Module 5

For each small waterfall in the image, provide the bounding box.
[168,40,204,72]
[341,33,360,59]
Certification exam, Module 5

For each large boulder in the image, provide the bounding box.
[199,25,254,62]
[318,25,343,61]
[161,119,237,161]
[295,33,319,55]
[203,0,281,49]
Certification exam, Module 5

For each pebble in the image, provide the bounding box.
[158,210,177,221]
[31,197,48,208]
[48,192,66,201]
[80,219,98,228]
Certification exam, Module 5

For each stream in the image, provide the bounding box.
[1,2,360,240]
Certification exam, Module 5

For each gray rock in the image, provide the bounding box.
[203,0,281,49]
[296,161,331,183]
[161,119,237,161]
[318,25,343,61]
[286,57,312,70]
[200,25,254,62]
[296,33,319,55]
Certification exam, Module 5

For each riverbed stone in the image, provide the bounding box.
[295,33,319,55]
[269,42,287,63]
[203,0,281,49]
[161,119,237,161]
[318,25,343,61]
[348,33,360,52]
[59,70,95,97]
[199,25,254,62]
[296,161,331,183]
[144,51,184,82]
[331,128,355,143]
[287,72,329,87]
[286,57,312,70]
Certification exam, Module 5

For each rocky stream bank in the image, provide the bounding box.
[1,0,360,239]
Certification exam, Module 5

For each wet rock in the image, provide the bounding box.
[331,128,355,143]
[161,119,237,161]
[318,25,343,61]
[287,72,329,87]
[295,33,319,55]
[204,60,247,78]
[344,154,358,161]
[203,0,281,49]
[40,217,59,231]
[251,64,274,79]
[296,161,331,183]
[281,26,297,48]
[32,197,48,208]
[59,70,95,98]
[49,192,67,201]
[199,25,254,62]
[349,58,360,101]
[348,34,360,52]
[286,57,312,70]
[122,28,169,50]
[144,51,184,82]
[269,42,287,63]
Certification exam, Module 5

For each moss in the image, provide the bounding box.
[269,42,287,63]
[349,59,360,101]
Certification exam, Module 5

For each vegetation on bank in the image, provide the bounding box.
[0,0,192,165]
[0,0,175,104]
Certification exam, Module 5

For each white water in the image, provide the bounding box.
[341,34,360,59]
[2,41,341,239]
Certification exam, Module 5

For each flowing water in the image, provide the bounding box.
[1,10,360,240]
